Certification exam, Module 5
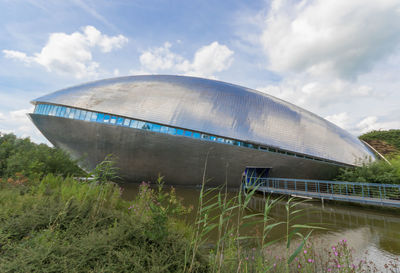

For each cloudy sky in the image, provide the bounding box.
[1,0,400,143]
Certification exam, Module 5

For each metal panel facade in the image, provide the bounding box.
[32,75,374,166]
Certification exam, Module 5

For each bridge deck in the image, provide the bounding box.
[257,186,400,208]
[245,177,400,208]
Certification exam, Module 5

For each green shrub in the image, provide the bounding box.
[336,156,400,184]
[0,133,84,179]
[0,175,207,273]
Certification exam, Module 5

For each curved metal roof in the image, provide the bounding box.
[33,75,374,165]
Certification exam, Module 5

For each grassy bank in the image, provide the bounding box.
[1,133,399,272]
[0,175,207,272]
[2,175,399,272]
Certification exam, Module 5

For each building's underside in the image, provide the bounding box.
[29,75,375,187]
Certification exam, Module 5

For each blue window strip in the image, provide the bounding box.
[32,103,348,168]
[110,116,117,124]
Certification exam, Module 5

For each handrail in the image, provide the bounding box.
[251,177,400,189]
[244,177,400,206]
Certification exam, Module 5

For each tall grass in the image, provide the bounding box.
[1,157,398,272]
[0,174,207,272]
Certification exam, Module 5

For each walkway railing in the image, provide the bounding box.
[244,177,400,208]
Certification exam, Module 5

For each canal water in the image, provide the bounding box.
[121,183,400,268]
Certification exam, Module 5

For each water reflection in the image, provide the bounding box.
[121,183,400,266]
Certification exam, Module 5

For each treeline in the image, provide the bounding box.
[0,133,84,179]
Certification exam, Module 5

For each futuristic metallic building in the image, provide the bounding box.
[29,75,375,186]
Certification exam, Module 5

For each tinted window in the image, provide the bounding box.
[129,120,138,128]
[90,112,98,121]
[96,113,104,122]
[123,118,130,126]
[60,107,66,117]
[45,105,51,115]
[69,109,76,119]
[193,132,200,138]
[151,124,161,132]
[79,110,87,120]
[142,122,151,130]
[110,116,117,124]
[49,105,56,116]
[160,126,169,133]
[103,115,110,123]
[64,108,71,118]
[176,129,184,136]
[74,109,81,119]
[117,117,124,125]
[167,128,176,135]
[85,111,92,121]
[184,131,192,137]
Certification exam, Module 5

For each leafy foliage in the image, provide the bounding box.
[91,154,120,183]
[0,133,84,179]
[360,129,400,151]
[336,156,400,184]
[0,174,206,273]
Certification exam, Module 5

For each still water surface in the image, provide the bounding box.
[121,184,400,267]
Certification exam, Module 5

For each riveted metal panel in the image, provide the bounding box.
[32,75,374,166]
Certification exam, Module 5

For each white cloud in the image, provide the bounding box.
[3,26,128,79]
[138,41,234,78]
[140,42,184,71]
[325,112,350,130]
[257,76,374,111]
[261,0,400,78]
[356,116,400,134]
[0,107,47,143]
[2,50,33,64]
[247,0,400,136]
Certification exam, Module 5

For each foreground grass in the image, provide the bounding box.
[0,175,207,273]
[1,175,399,272]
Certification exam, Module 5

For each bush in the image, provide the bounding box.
[0,174,207,273]
[0,133,84,179]
[336,156,400,184]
